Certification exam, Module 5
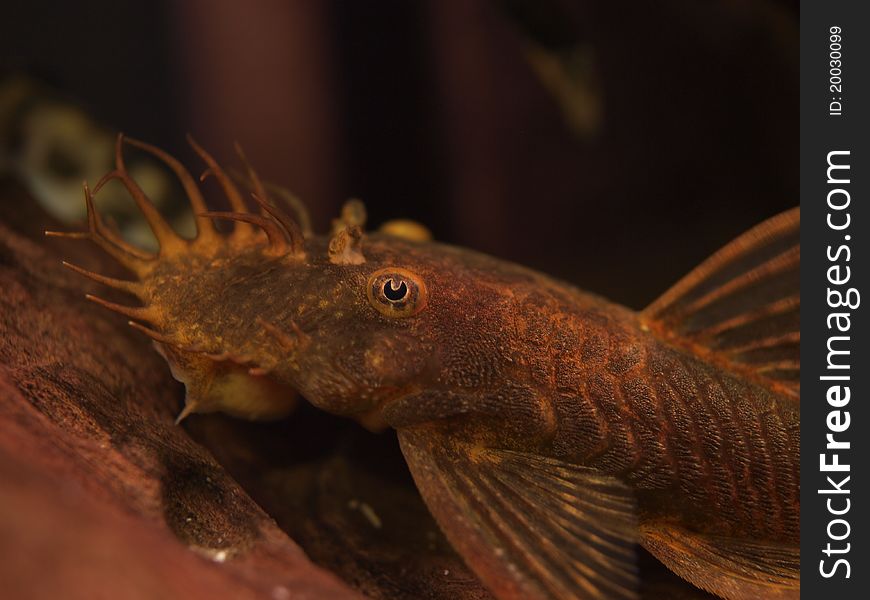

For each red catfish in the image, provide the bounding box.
[51,135,800,599]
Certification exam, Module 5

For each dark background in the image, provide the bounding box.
[1,0,798,309]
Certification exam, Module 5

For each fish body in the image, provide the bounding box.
[52,135,800,600]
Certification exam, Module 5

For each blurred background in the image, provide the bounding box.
[0,0,798,310]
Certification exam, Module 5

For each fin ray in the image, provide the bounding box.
[640,523,799,600]
[399,427,639,600]
[642,208,800,398]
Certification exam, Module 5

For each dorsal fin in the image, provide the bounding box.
[641,208,799,399]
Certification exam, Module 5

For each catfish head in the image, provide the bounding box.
[50,134,551,434]
[264,230,564,435]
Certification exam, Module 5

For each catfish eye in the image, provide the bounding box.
[367,268,427,318]
[383,279,408,301]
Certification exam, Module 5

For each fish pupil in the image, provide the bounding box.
[384,279,408,301]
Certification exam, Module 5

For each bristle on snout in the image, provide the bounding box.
[47,133,309,267]
[93,134,187,256]
[122,136,219,246]
[199,211,293,257]
[61,261,142,297]
[187,134,255,240]
[47,133,312,346]
[45,182,153,276]
[85,293,156,321]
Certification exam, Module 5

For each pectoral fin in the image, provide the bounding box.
[398,427,640,600]
[640,522,799,600]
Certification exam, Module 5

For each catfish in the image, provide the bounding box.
[50,135,800,600]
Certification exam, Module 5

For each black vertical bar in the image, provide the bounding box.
[801,1,869,597]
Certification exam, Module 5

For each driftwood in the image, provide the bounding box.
[0,178,713,599]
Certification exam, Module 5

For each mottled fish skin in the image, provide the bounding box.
[52,136,799,600]
[503,294,799,544]
[376,261,799,544]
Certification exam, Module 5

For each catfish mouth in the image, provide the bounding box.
[289,348,421,430]
[351,385,417,432]
[300,376,415,432]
